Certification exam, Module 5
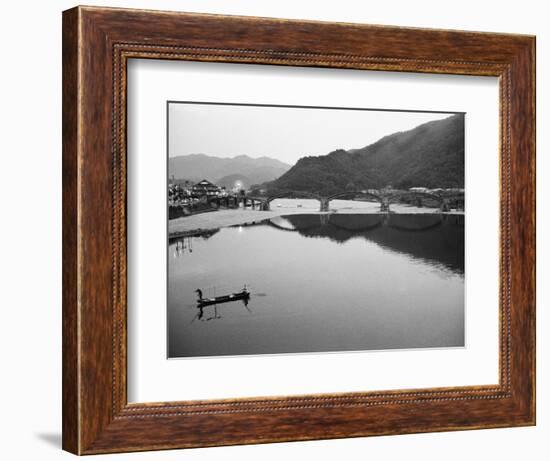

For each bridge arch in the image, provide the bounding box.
[327,190,384,203]
[262,190,324,211]
[326,190,386,212]
[387,191,449,212]
[388,190,443,203]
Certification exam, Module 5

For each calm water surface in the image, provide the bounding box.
[168,203,464,358]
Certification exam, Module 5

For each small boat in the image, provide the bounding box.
[196,287,250,307]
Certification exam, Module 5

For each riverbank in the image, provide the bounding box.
[168,202,464,238]
[169,208,319,238]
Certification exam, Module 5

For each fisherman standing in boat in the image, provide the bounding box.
[195,286,249,306]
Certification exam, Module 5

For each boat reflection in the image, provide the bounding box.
[195,296,251,322]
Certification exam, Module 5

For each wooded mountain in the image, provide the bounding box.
[169,154,290,186]
[270,114,464,196]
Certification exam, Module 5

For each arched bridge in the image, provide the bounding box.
[248,188,463,213]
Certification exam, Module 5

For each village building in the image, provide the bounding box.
[191,179,222,198]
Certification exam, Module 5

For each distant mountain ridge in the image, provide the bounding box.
[270,114,464,196]
[169,154,291,186]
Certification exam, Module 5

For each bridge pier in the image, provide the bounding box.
[380,199,390,213]
[440,199,451,212]
[320,199,330,212]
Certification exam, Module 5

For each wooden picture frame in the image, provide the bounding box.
[62,5,535,455]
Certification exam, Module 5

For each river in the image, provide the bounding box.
[168,200,465,358]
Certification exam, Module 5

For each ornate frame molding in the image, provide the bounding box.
[63,6,535,454]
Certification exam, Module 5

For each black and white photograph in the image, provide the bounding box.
[167,102,465,358]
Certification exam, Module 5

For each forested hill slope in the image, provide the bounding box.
[270,114,464,196]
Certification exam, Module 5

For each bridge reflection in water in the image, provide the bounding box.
[168,212,464,358]
[265,213,464,273]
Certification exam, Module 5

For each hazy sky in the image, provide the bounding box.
[169,103,456,166]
